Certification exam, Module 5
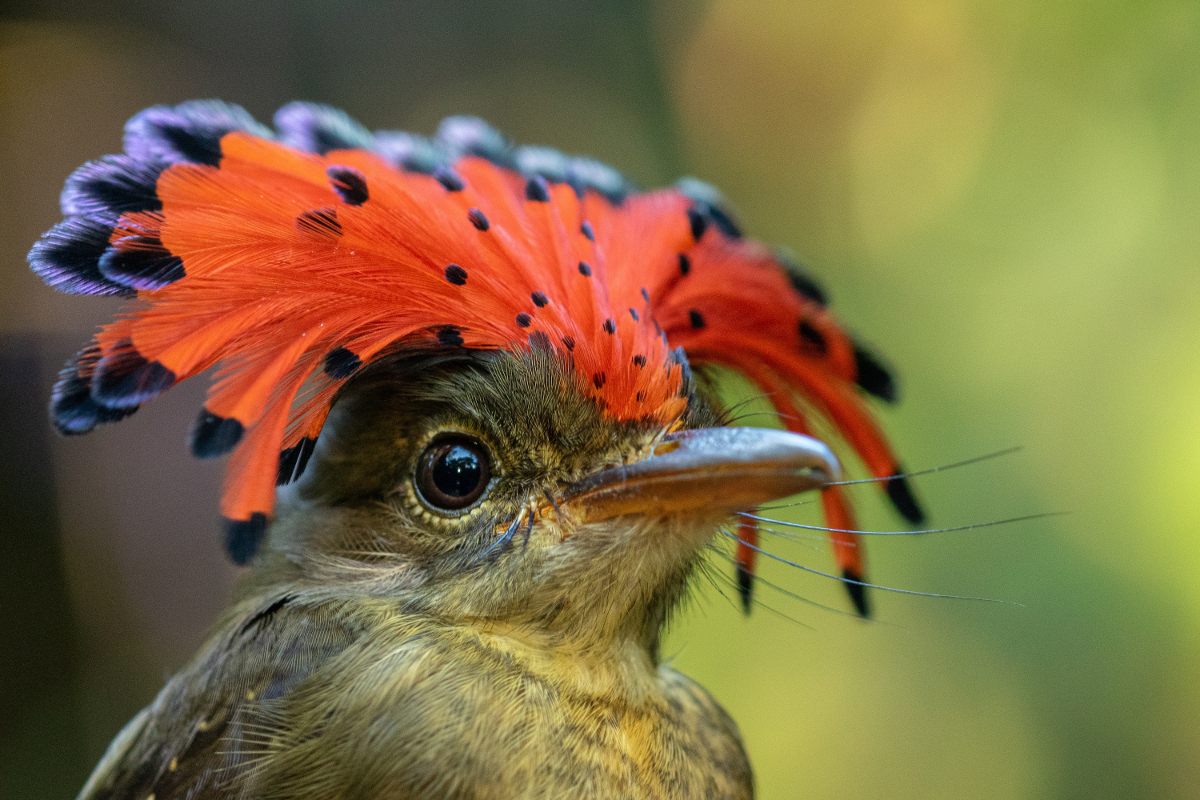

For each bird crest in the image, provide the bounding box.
[30,100,920,605]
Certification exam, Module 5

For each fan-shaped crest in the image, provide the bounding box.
[30,100,921,607]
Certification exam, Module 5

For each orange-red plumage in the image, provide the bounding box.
[30,100,919,609]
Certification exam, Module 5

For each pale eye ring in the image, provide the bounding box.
[416,435,492,511]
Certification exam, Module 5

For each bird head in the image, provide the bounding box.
[30,101,922,637]
[257,346,837,651]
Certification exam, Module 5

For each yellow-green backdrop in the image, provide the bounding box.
[1,2,1196,797]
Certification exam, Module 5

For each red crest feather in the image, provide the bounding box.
[31,101,921,609]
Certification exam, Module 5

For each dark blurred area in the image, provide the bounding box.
[3,1,1199,798]
[1,2,694,795]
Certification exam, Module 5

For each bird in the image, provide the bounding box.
[30,100,924,799]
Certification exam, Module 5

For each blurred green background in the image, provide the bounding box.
[1,1,1197,797]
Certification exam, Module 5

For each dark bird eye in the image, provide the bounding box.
[416,435,492,511]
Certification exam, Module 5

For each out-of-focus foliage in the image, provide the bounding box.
[1,1,1197,798]
[666,2,1200,798]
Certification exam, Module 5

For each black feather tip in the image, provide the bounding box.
[326,165,369,205]
[434,166,465,192]
[843,569,871,618]
[686,206,708,241]
[886,474,925,525]
[323,347,361,380]
[852,344,897,403]
[736,562,754,616]
[704,204,743,238]
[224,513,268,565]
[98,234,185,290]
[125,100,270,167]
[434,115,513,167]
[525,176,550,202]
[467,208,490,231]
[444,264,468,285]
[189,409,244,459]
[277,437,317,485]
[91,342,176,409]
[60,154,164,220]
[50,347,138,435]
[296,207,342,239]
[675,177,741,237]
[774,248,829,306]
[436,326,464,347]
[797,320,827,355]
[28,217,136,297]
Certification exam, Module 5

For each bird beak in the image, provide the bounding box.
[560,427,841,523]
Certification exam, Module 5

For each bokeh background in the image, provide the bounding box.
[1,0,1198,797]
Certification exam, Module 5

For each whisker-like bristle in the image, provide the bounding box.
[753,498,818,511]
[827,446,1024,487]
[736,521,827,549]
[738,511,1062,537]
[723,531,1016,605]
[716,390,777,426]
[473,512,525,564]
[709,568,815,630]
[711,545,864,620]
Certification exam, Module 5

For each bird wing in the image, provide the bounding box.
[75,592,366,800]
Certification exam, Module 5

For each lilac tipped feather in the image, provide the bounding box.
[28,217,135,297]
[124,100,271,167]
[60,154,164,220]
[274,102,374,155]
[434,115,513,167]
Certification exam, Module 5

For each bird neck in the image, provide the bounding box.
[457,617,666,701]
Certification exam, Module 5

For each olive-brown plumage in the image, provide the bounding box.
[79,350,760,799]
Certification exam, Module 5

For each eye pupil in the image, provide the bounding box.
[417,435,492,511]
[433,445,482,498]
